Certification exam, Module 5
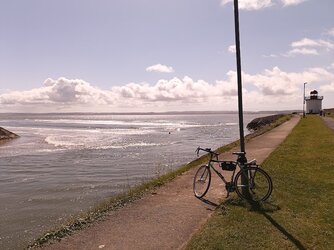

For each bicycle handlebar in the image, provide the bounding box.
[196,147,219,157]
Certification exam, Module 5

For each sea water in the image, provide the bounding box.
[0,112,266,249]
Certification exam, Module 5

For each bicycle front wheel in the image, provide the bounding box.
[193,165,211,198]
[234,166,272,202]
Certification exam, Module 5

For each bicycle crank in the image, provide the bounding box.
[225,182,235,192]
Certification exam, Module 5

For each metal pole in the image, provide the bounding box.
[233,0,249,198]
[233,0,246,156]
[303,82,307,118]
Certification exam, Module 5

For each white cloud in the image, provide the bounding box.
[283,38,334,57]
[241,66,334,109]
[228,45,236,53]
[146,64,175,73]
[112,77,211,102]
[291,38,320,48]
[286,48,319,56]
[0,78,115,106]
[1,65,333,112]
[243,67,297,95]
[221,0,274,11]
[291,38,334,50]
[267,37,334,59]
[259,66,332,94]
[281,0,307,7]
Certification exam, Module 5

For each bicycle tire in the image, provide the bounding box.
[193,165,211,198]
[234,166,272,202]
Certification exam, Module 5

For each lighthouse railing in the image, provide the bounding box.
[305,96,323,100]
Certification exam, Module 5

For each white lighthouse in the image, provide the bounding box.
[306,90,323,114]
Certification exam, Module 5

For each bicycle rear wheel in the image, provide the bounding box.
[193,165,211,198]
[234,166,272,202]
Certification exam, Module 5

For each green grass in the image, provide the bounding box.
[185,116,334,250]
[28,114,292,248]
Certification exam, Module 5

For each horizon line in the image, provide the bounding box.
[0,110,301,115]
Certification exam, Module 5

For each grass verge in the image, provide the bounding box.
[185,115,334,249]
[28,114,292,248]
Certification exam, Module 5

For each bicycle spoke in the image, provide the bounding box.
[193,165,211,198]
[234,166,272,202]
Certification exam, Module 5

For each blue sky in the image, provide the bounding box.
[0,0,333,112]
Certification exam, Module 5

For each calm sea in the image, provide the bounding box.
[0,112,267,249]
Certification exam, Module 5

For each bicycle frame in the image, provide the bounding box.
[206,153,238,186]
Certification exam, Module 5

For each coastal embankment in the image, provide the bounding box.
[32,114,298,249]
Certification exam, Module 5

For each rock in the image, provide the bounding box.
[247,114,285,131]
[0,127,19,141]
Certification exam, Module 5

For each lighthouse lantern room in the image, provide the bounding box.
[305,90,323,114]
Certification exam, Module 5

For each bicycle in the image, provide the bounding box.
[193,147,273,202]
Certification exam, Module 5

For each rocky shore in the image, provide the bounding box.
[247,114,286,131]
[0,127,19,141]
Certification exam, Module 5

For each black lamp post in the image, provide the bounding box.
[233,0,249,197]
[233,0,246,159]
[303,82,307,118]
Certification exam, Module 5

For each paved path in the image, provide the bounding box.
[323,116,334,131]
[43,115,300,250]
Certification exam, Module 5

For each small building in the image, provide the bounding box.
[305,90,323,114]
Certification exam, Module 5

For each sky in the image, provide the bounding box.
[0,0,333,113]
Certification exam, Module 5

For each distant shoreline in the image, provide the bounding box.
[0,110,298,116]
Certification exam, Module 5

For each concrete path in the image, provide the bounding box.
[323,116,334,131]
[43,115,300,250]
